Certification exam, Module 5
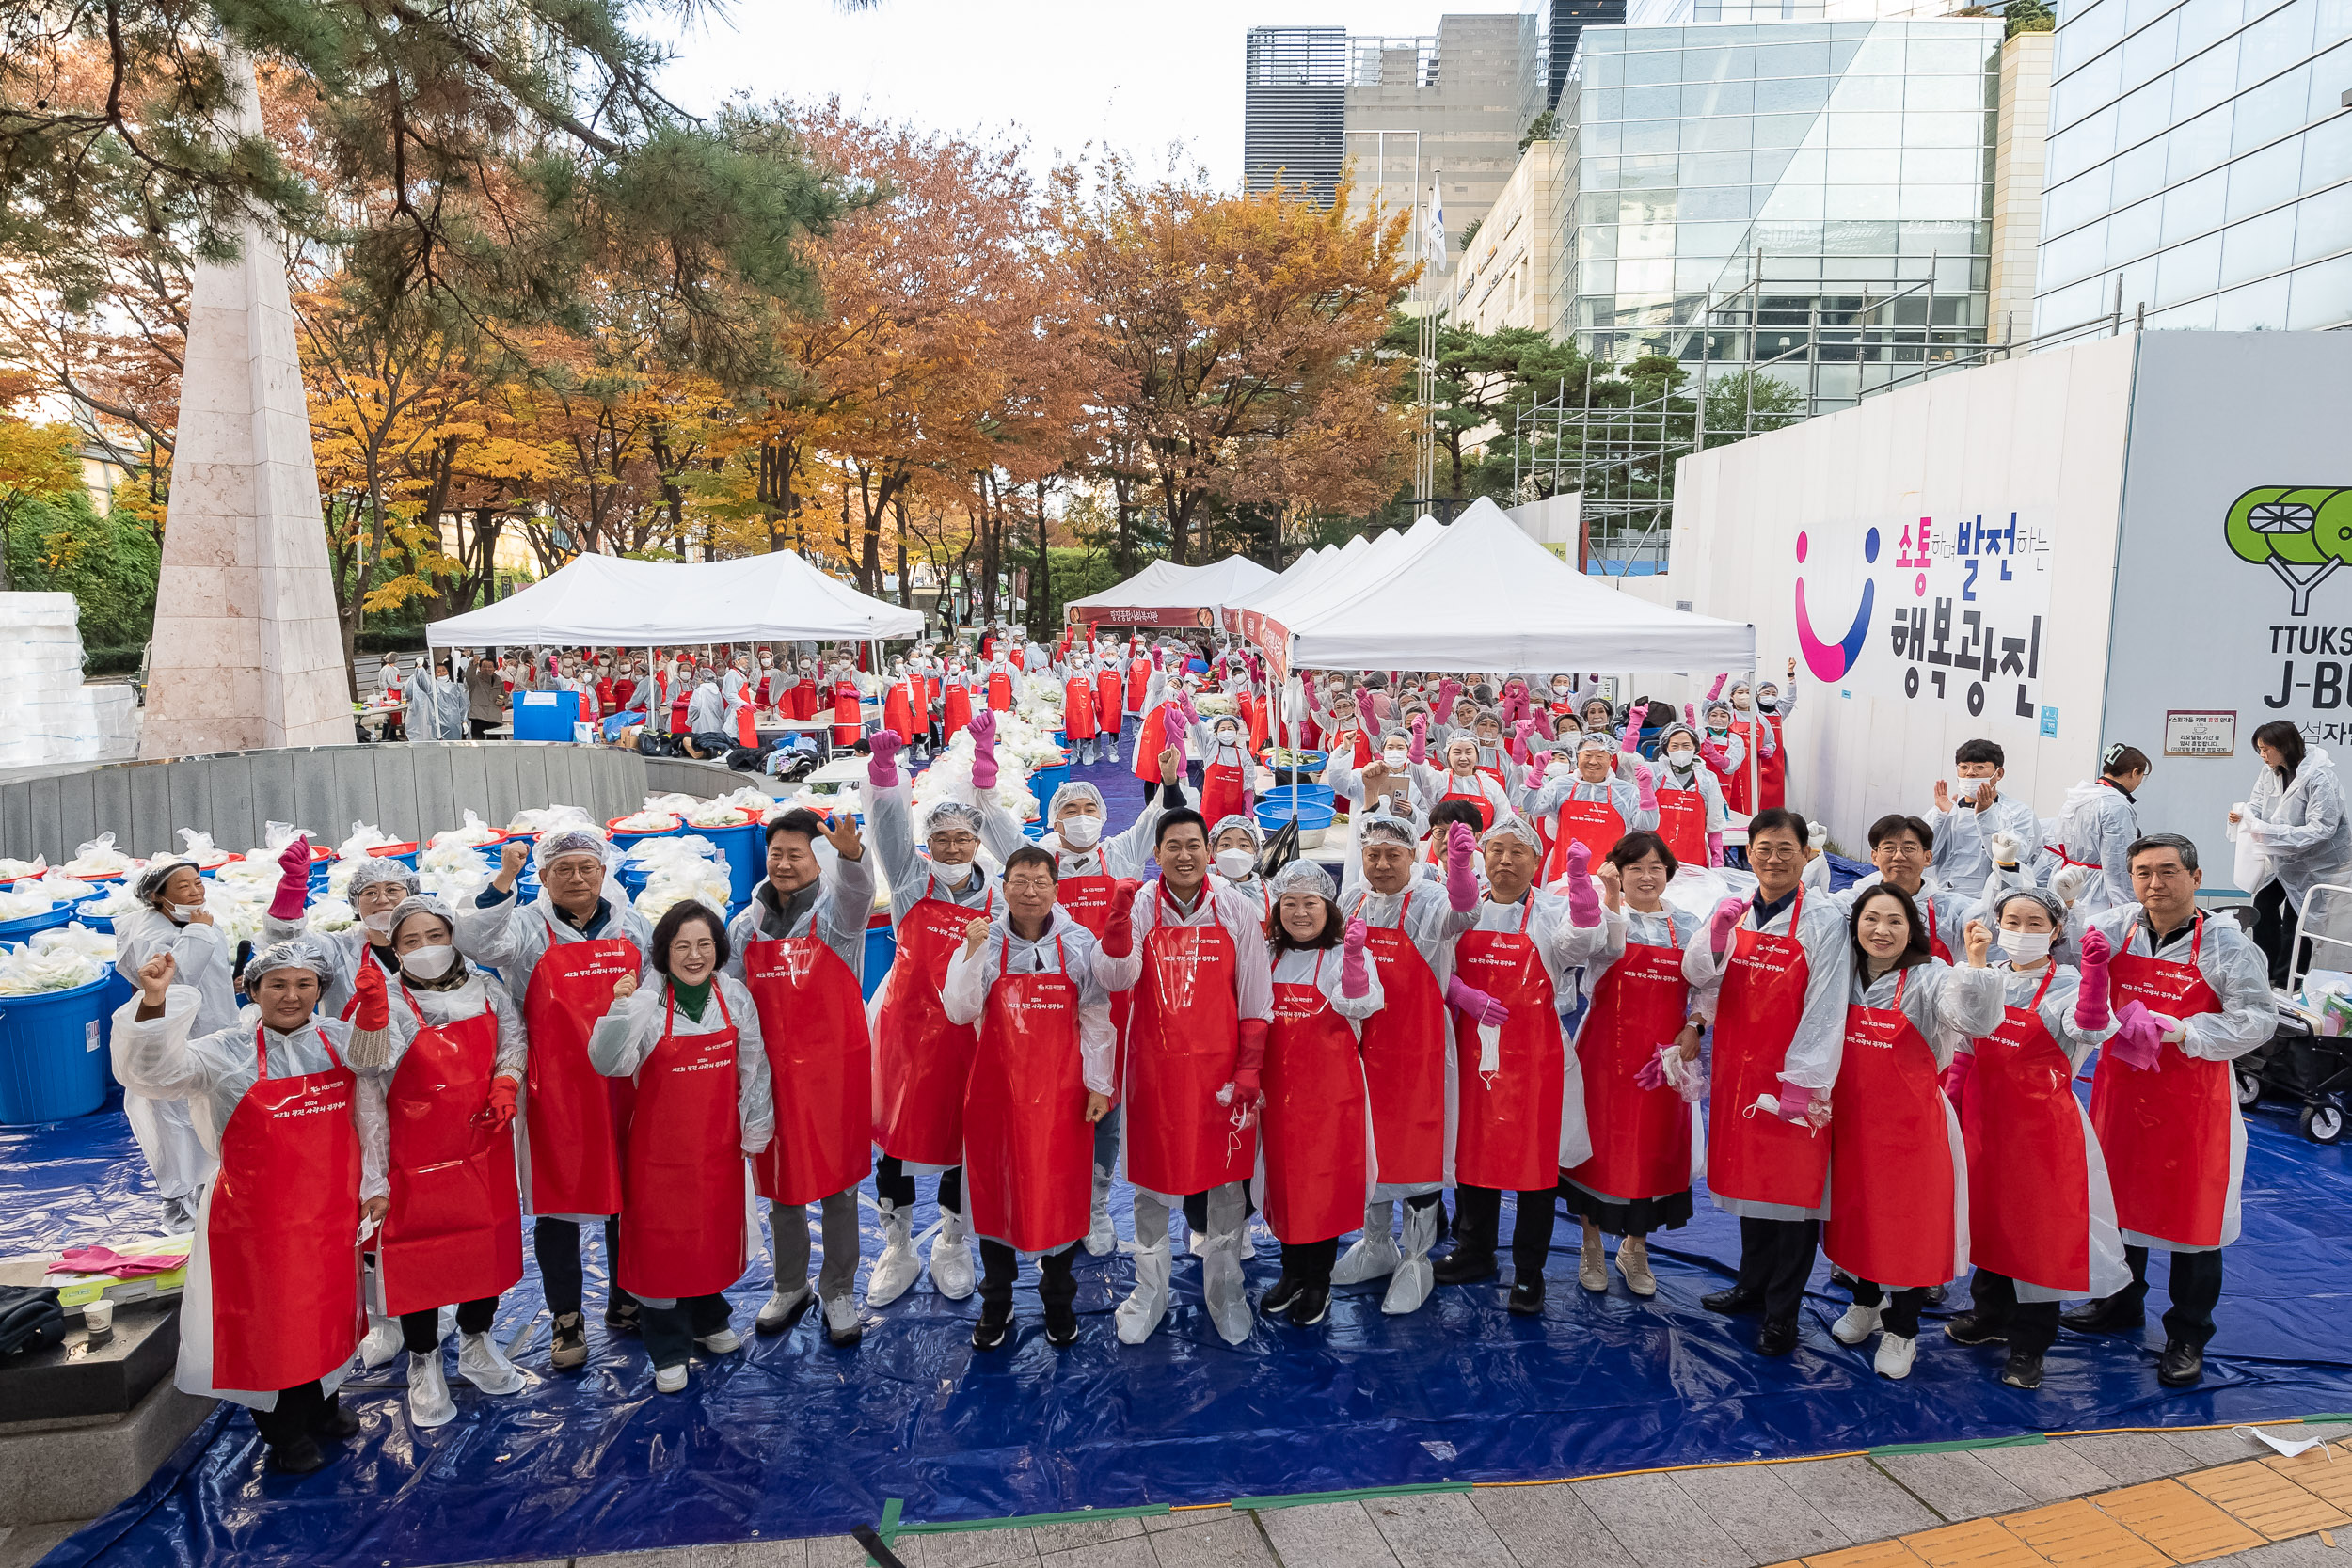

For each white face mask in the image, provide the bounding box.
[1216,727,1240,748]
[1057,814,1103,849]
[1383,747,1410,768]
[1215,848,1256,879]
[1666,748,1695,768]
[1998,929,2053,963]
[401,943,460,981]
[167,901,206,924]
[360,908,396,936]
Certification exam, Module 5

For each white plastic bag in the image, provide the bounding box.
[2229,808,2271,895]
[64,832,134,878]
[175,829,235,867]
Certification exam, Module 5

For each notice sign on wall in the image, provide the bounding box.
[2164,709,2237,757]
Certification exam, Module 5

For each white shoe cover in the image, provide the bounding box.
[455,1331,527,1395]
[1332,1202,1401,1286]
[866,1202,920,1307]
[405,1350,455,1429]
[1381,1202,1438,1316]
[1203,1232,1250,1346]
[1874,1331,1916,1379]
[758,1283,813,1332]
[1832,1303,1883,1346]
[359,1312,404,1370]
[930,1210,977,1301]
[1116,1242,1172,1345]
[1084,1167,1118,1258]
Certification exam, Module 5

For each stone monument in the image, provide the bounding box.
[138,53,349,759]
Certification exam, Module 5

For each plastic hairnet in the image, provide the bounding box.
[347,855,421,896]
[1266,859,1335,902]
[388,894,456,942]
[1482,816,1542,853]
[135,857,199,900]
[925,800,985,838]
[1705,702,1734,724]
[534,828,612,873]
[245,938,331,985]
[1210,815,1263,849]
[1727,680,1754,699]
[1048,781,1105,821]
[1658,721,1702,752]
[1359,815,1417,848]
[1576,731,1615,753]
[1993,885,2067,926]
[1470,706,1503,731]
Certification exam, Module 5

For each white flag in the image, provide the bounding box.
[1423,173,1448,274]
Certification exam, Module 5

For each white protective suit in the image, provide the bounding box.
[2055,778,2142,915]
[1930,788,2044,893]
[112,908,235,1220]
[2240,747,2352,914]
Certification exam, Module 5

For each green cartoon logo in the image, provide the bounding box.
[2227,486,2352,617]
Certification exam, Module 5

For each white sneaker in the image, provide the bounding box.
[757,1283,813,1333]
[654,1364,688,1394]
[695,1327,742,1354]
[866,1201,920,1307]
[359,1313,404,1370]
[930,1211,977,1301]
[821,1293,865,1347]
[1832,1303,1883,1346]
[405,1350,456,1429]
[455,1331,527,1395]
[1874,1332,1917,1380]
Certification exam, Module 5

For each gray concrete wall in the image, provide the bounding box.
[0,743,652,864]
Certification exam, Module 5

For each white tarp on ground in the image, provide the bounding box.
[1066,554,1279,627]
[424,552,924,647]
[1261,499,1754,674]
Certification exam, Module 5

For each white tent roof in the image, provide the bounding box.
[1066,554,1279,618]
[1263,499,1753,673]
[425,551,924,647]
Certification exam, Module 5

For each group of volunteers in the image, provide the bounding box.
[104,624,2292,1481]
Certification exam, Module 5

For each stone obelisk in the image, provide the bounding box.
[139,53,350,759]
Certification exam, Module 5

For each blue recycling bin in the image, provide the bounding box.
[697,817,764,906]
[863,919,896,1002]
[0,972,114,1123]
[512,689,582,741]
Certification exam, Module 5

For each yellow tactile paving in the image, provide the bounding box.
[2264,1447,2352,1511]
[1996,1498,2171,1568]
[2180,1458,2352,1541]
[1797,1543,1934,1568]
[1899,1517,2045,1568]
[2090,1478,2265,1564]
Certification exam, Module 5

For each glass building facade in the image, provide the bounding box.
[2031,0,2352,336]
[1564,17,2004,413]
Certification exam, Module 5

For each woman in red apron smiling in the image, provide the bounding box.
[942,846,1119,1351]
[1649,721,1729,869]
[1254,861,1382,1329]
[590,901,772,1395]
[1822,885,2003,1381]
[2063,832,2275,1389]
[1061,657,1103,765]
[1191,708,1255,830]
[1425,736,1515,835]
[1940,886,2130,1391]
[1559,832,1714,1298]
[455,827,653,1372]
[1530,735,1659,886]
[726,808,878,1349]
[111,939,389,1475]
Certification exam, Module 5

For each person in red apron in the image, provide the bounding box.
[111,939,389,1474]
[1721,678,1777,816]
[1753,659,1798,811]
[116,858,244,1240]
[1941,886,2130,1391]
[882,665,922,751]
[1684,809,1851,1356]
[2063,832,2275,1388]
[1431,817,1589,1315]
[1094,808,1273,1347]
[455,828,653,1371]
[1332,816,1481,1315]
[1650,722,1728,869]
[1129,666,1182,804]
[1421,736,1514,832]
[1823,886,2003,1380]
[866,732,1002,1307]
[941,846,1118,1350]
[1836,814,1979,967]
[727,808,877,1348]
[1211,816,1273,924]
[1693,698,1752,816]
[1096,657,1126,749]
[829,670,864,749]
[588,902,772,1394]
[373,896,529,1427]
[1558,832,1713,1297]
[1061,657,1103,765]
[1255,861,1381,1328]
[1531,734,1658,885]
[1193,707,1255,828]
[983,650,1017,714]
[941,661,977,743]
[1318,689,1377,781]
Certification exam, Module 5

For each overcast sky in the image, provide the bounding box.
[654,1,1454,188]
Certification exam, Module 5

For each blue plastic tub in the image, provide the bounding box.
[863,920,896,1002]
[1255,800,1336,836]
[1263,783,1335,810]
[696,818,764,906]
[0,904,73,943]
[608,816,684,853]
[0,971,114,1122]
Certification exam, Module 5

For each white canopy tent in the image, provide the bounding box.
[424,551,925,647]
[1064,553,1279,631]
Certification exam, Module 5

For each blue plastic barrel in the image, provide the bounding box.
[0,904,73,943]
[863,919,896,1002]
[97,966,135,1059]
[608,816,683,853]
[0,972,114,1122]
[697,817,764,906]
[1027,762,1072,812]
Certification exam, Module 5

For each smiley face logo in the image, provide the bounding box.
[1793,528,1877,681]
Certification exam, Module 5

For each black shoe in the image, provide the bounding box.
[1260,1275,1305,1317]
[1829,1266,1857,1291]
[550,1312,588,1370]
[1945,1312,2009,1347]
[310,1397,359,1442]
[1925,1282,1948,1307]
[2157,1339,2205,1387]
[604,1300,642,1337]
[1507,1277,1546,1316]
[266,1435,326,1475]
[1756,1317,1799,1356]
[1432,1248,1499,1285]
[1287,1284,1331,1327]
[2060,1294,2145,1335]
[1702,1284,1764,1315]
[2002,1348,2044,1389]
[1044,1303,1079,1347]
[971,1302,1012,1352]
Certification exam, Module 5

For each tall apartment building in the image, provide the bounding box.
[1243,25,1349,202]
[1342,13,1548,260]
[1548,1,1629,109]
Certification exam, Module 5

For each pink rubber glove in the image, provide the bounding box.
[1341,917,1372,998]
[970,734,999,792]
[1408,714,1428,766]
[1634,764,1657,813]
[1775,1082,1817,1125]
[1509,718,1536,765]
[1708,895,1747,955]
[1707,832,1725,869]
[1152,646,1165,670]
[1634,1053,1669,1091]
[866,728,904,788]
[1707,673,1727,702]
[2107,1001,2164,1070]
[268,833,312,922]
[1699,738,1731,773]
[1563,843,1600,927]
[1437,678,1464,717]
[1684,702,1698,729]
[1620,711,1644,753]
[1533,707,1555,740]
[2074,927,2114,1031]
[1447,975,1510,1026]
[1164,714,1187,766]
[1445,820,1479,911]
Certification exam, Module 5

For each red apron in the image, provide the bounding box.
[1129,703,1169,783]
[1544,790,1628,881]
[1655,783,1708,867]
[1247,695,1271,754]
[873,879,993,1166]
[1201,751,1249,827]
[1706,891,1831,1210]
[1064,676,1099,740]
[1963,968,2090,1290]
[831,681,862,747]
[1565,937,1693,1203]
[522,927,641,1215]
[1350,893,1449,1185]
[790,676,820,721]
[1123,902,1251,1195]
[1096,668,1124,732]
[943,681,974,741]
[962,938,1092,1252]
[1723,719,1761,815]
[208,1025,363,1393]
[618,988,748,1300]
[2091,920,2231,1248]
[669,686,691,736]
[1452,899,1566,1191]
[1438,773,1496,833]
[1125,658,1152,716]
[1759,712,1788,810]
[883,678,917,738]
[1058,868,1133,1096]
[987,670,1013,712]
[1263,957,1369,1243]
[377,994,523,1317]
[1923,902,1955,965]
[744,934,873,1204]
[1825,971,1957,1288]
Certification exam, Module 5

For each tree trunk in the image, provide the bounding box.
[893,495,912,608]
[1032,479,1052,639]
[1112,473,1135,577]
